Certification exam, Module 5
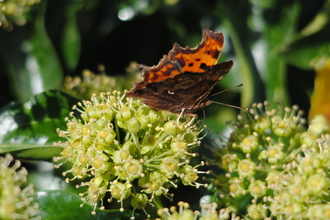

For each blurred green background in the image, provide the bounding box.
[0,0,330,218]
[1,0,329,129]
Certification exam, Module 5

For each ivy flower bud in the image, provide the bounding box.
[160,157,179,178]
[238,159,256,178]
[164,120,178,136]
[249,180,266,198]
[131,193,149,210]
[229,177,245,197]
[122,159,143,181]
[247,203,267,219]
[126,117,141,133]
[180,165,198,186]
[117,106,132,121]
[109,181,131,201]
[265,145,285,164]
[170,139,188,154]
[252,115,271,132]
[238,135,258,153]
[307,173,327,196]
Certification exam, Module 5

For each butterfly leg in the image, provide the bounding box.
[176,108,197,128]
[176,108,186,126]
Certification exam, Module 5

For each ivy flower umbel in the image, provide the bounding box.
[0,0,41,30]
[54,91,207,217]
[0,154,40,220]
[211,102,330,219]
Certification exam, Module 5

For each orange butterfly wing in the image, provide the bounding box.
[136,27,224,86]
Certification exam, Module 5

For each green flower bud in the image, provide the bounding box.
[229,177,245,197]
[92,154,111,172]
[221,154,238,171]
[71,166,88,179]
[164,120,178,136]
[97,128,116,145]
[131,193,149,210]
[138,115,150,129]
[266,145,284,164]
[247,203,267,219]
[112,149,131,164]
[109,181,131,201]
[252,115,271,132]
[238,159,255,178]
[79,153,90,166]
[86,105,102,119]
[308,115,329,135]
[122,141,137,155]
[272,117,295,137]
[116,106,132,121]
[307,173,327,196]
[249,180,266,198]
[170,139,188,154]
[86,176,108,205]
[180,165,198,185]
[94,118,107,131]
[148,109,163,123]
[160,157,179,178]
[307,204,325,219]
[126,117,141,133]
[238,135,258,153]
[122,159,143,181]
[283,203,303,218]
[266,170,282,186]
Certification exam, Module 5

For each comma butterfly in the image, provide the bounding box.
[126,27,233,115]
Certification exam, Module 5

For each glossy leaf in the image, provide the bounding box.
[0,90,80,160]
[0,1,64,101]
[61,2,82,71]
[36,191,134,220]
[261,3,300,107]
[282,30,330,70]
[26,1,63,93]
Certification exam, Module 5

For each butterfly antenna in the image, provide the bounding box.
[209,100,248,110]
[210,83,248,110]
[211,83,244,97]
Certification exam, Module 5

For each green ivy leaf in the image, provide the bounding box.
[282,28,330,70]
[260,3,301,107]
[36,191,134,220]
[0,90,80,160]
[283,42,330,69]
[18,0,63,101]
[61,2,82,71]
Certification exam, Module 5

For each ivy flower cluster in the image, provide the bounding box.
[62,62,141,101]
[0,0,41,30]
[0,154,40,220]
[54,91,207,216]
[156,201,240,220]
[212,102,330,219]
